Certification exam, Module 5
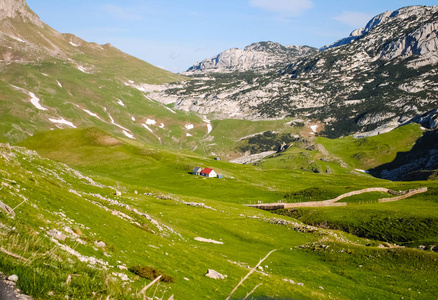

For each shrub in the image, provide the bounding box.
[128,266,174,283]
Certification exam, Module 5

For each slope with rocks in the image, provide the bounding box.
[184,41,316,74]
[3,125,438,299]
[0,0,212,147]
[158,5,438,138]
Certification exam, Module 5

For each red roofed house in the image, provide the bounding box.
[200,168,217,178]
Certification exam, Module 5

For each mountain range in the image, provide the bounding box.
[184,41,316,74]
[1,2,438,299]
[156,5,438,138]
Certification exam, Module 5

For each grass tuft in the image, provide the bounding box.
[129,266,174,283]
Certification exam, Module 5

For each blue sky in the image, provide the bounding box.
[27,0,437,72]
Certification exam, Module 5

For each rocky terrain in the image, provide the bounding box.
[184,41,316,74]
[0,0,42,26]
[156,5,438,138]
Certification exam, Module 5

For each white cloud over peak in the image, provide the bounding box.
[249,0,314,17]
[333,11,373,28]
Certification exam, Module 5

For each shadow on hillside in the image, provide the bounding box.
[369,129,438,181]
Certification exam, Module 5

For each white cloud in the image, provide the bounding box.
[333,11,373,28]
[102,5,143,21]
[249,0,314,17]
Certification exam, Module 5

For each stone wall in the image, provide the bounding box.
[379,187,428,202]
[246,187,428,211]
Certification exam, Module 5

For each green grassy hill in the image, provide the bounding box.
[0,2,196,145]
[2,127,438,299]
[2,3,438,299]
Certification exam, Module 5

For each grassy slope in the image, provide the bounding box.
[20,127,409,205]
[3,135,438,299]
[269,124,438,247]
[0,16,197,145]
[19,127,438,246]
[316,123,423,170]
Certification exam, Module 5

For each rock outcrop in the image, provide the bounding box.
[184,41,316,74]
[159,5,438,138]
[205,269,225,280]
[0,0,43,26]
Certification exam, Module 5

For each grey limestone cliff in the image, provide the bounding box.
[184,41,316,74]
[158,5,438,138]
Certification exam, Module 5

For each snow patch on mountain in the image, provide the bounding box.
[122,130,135,139]
[8,35,26,43]
[29,92,48,111]
[117,99,125,107]
[165,106,176,114]
[49,118,76,128]
[77,66,90,74]
[145,119,156,125]
[82,109,102,120]
[203,117,213,134]
[108,114,134,138]
[142,124,153,133]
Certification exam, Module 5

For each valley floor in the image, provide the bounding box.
[0,126,437,299]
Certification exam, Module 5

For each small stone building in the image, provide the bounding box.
[193,167,202,175]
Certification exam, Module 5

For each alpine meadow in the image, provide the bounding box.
[1,1,438,299]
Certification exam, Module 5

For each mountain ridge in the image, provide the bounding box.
[159,5,438,139]
[0,0,42,26]
[184,41,317,74]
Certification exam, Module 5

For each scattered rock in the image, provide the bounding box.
[183,201,216,210]
[194,237,223,245]
[94,241,106,248]
[0,200,14,216]
[283,278,304,286]
[205,269,225,280]
[47,229,66,241]
[112,272,129,281]
[7,275,18,282]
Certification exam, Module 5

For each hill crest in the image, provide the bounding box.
[0,0,42,26]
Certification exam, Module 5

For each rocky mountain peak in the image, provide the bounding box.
[184,41,317,74]
[0,0,43,27]
[321,5,437,51]
[244,41,287,52]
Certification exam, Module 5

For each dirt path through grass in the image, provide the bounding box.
[246,187,428,210]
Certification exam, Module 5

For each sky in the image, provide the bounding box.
[27,0,437,73]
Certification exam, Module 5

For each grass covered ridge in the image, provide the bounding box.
[1,126,437,299]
